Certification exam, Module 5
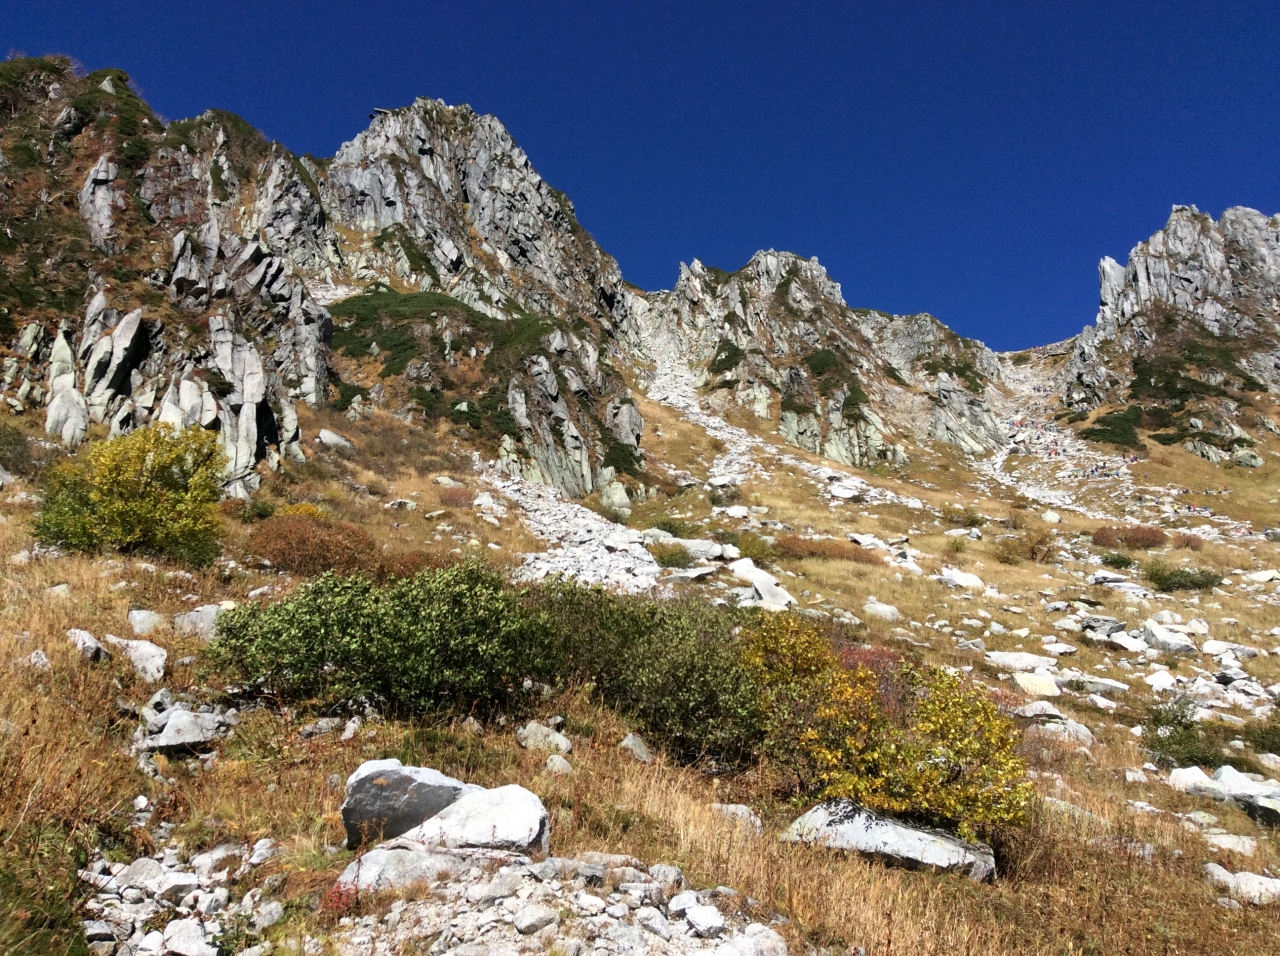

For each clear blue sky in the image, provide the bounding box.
[7,1,1280,349]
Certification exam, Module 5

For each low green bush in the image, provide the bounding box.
[34,425,225,566]
[1143,561,1221,592]
[210,561,551,711]
[652,515,693,538]
[209,573,1031,836]
[1101,552,1133,569]
[530,585,762,764]
[1243,708,1280,755]
[709,338,746,374]
[1143,694,1231,769]
[647,542,692,568]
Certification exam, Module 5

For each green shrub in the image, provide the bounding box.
[736,532,778,561]
[34,425,225,566]
[921,354,984,393]
[541,588,763,763]
[211,570,1031,836]
[1143,694,1225,769]
[210,561,551,712]
[943,504,984,528]
[805,348,840,378]
[709,339,746,375]
[602,435,643,477]
[1079,406,1142,448]
[652,515,693,538]
[1243,708,1280,755]
[1143,561,1221,592]
[1101,551,1133,569]
[647,542,692,568]
[743,616,1030,839]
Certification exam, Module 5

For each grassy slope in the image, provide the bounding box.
[2,397,1280,954]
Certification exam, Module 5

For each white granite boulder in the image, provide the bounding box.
[781,800,994,881]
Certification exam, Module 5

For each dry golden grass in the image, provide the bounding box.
[4,381,1280,955]
[773,535,884,565]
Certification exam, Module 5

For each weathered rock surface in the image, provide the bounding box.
[782,800,995,881]
[341,759,481,848]
[1067,205,1280,408]
[401,785,550,854]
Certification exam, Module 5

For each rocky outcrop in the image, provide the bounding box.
[318,98,629,326]
[637,251,999,464]
[782,799,996,881]
[929,373,1006,453]
[1067,205,1280,407]
[31,228,323,493]
[78,155,124,252]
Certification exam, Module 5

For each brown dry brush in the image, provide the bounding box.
[0,643,142,954]
[250,514,381,576]
[1091,524,1167,550]
[774,535,884,565]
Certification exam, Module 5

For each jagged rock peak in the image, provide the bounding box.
[1067,204,1280,407]
[320,97,628,326]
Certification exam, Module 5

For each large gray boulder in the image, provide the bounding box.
[1204,863,1280,905]
[1236,794,1280,828]
[516,721,572,754]
[104,636,167,683]
[401,784,549,854]
[173,604,228,641]
[341,759,482,849]
[1142,619,1197,655]
[67,628,111,662]
[781,800,995,881]
[141,710,227,753]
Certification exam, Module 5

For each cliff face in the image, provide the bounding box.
[25,58,1280,498]
[0,61,641,498]
[1,63,332,496]
[316,99,630,329]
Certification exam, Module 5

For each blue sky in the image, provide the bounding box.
[7,1,1280,349]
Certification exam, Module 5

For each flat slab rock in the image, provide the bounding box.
[782,800,995,881]
[341,759,482,849]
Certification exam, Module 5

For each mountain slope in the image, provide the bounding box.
[634,251,1005,468]
[0,60,641,499]
[6,56,1279,504]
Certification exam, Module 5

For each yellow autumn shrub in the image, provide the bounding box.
[741,614,1032,839]
[741,615,878,792]
[34,424,226,566]
[818,663,1033,839]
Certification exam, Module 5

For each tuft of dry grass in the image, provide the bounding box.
[1171,531,1205,551]
[437,486,475,510]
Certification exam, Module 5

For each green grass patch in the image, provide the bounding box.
[1143,561,1221,592]
[709,338,746,375]
[921,354,984,393]
[1079,405,1142,448]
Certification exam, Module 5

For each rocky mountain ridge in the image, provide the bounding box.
[4,56,1280,503]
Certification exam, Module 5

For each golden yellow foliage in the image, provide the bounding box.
[742,615,1032,838]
